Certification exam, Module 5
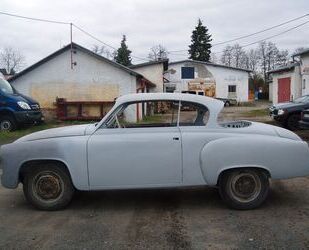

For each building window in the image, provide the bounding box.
[181,67,194,79]
[228,85,236,93]
[303,79,306,89]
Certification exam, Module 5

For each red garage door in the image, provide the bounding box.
[278,77,291,103]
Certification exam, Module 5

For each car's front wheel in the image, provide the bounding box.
[23,164,75,210]
[219,169,269,210]
[0,115,17,131]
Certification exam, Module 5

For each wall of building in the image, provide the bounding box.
[269,82,273,102]
[132,63,164,92]
[165,62,249,102]
[10,49,137,119]
[271,66,302,104]
[301,54,309,96]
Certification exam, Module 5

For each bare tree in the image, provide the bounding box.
[231,44,247,68]
[148,45,168,61]
[293,47,309,55]
[258,41,289,81]
[210,52,218,64]
[0,47,25,74]
[220,45,233,66]
[246,48,260,74]
[91,45,114,60]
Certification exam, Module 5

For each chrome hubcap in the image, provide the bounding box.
[33,172,63,201]
[230,172,261,203]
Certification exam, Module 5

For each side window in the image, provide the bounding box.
[179,101,209,126]
[181,67,195,79]
[105,100,179,128]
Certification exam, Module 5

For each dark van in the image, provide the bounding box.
[0,75,43,131]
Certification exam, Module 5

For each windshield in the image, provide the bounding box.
[0,78,14,94]
[294,95,309,103]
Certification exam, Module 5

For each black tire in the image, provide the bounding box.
[23,164,75,211]
[0,115,17,131]
[224,101,230,107]
[219,169,269,210]
[286,114,300,131]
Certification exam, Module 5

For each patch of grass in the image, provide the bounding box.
[241,109,269,117]
[140,115,165,124]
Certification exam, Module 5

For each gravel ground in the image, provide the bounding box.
[0,102,309,249]
[0,177,309,249]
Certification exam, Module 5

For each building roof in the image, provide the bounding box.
[267,62,299,74]
[169,59,252,73]
[129,59,169,71]
[8,42,149,82]
[293,48,309,57]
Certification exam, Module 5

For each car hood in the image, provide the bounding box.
[271,102,304,109]
[15,124,92,142]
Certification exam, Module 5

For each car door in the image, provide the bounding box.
[87,100,182,188]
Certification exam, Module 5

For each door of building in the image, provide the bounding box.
[278,77,291,103]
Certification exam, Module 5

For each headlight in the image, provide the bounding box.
[17,101,31,110]
[278,109,285,115]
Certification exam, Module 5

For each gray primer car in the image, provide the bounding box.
[1,93,309,210]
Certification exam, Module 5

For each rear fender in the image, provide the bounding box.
[200,136,309,185]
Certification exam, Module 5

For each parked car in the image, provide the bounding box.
[269,95,309,130]
[299,109,309,129]
[1,93,309,211]
[0,74,43,131]
[215,97,237,107]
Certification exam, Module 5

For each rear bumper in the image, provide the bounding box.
[299,120,309,129]
[14,110,43,124]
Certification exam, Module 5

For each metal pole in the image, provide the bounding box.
[70,23,73,69]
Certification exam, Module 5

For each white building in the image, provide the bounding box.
[129,60,168,93]
[9,43,155,120]
[268,49,309,104]
[164,60,251,102]
[268,63,301,104]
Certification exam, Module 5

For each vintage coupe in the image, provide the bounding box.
[1,93,309,210]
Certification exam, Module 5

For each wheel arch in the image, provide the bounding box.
[0,108,17,118]
[19,159,75,188]
[216,166,271,186]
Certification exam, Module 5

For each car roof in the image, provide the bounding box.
[117,92,223,108]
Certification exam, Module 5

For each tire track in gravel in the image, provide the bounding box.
[125,190,192,250]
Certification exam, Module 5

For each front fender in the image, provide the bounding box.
[1,136,89,190]
[200,136,309,185]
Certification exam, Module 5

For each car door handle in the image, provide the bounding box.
[173,137,179,140]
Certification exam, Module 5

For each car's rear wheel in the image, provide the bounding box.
[0,115,17,131]
[286,114,300,131]
[23,164,74,210]
[219,169,269,210]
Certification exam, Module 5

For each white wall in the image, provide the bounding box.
[271,66,301,104]
[165,62,249,102]
[132,63,164,92]
[269,82,273,102]
[301,54,309,96]
[10,48,138,121]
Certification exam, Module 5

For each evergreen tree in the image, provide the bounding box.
[114,35,132,66]
[188,19,212,62]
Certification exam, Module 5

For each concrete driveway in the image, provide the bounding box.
[0,176,309,249]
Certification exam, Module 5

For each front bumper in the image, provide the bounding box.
[299,120,309,129]
[14,110,44,124]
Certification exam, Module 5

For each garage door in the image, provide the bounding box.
[278,77,291,103]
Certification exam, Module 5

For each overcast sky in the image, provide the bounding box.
[0,0,308,68]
